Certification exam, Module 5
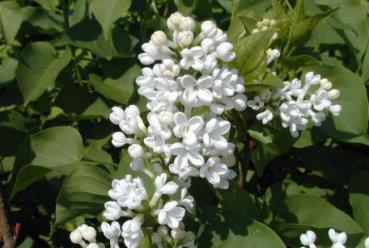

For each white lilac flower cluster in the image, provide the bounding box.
[70,224,105,248]
[112,11,244,187]
[300,229,369,248]
[94,12,248,248]
[248,72,342,137]
[100,173,195,248]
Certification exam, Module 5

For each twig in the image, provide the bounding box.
[0,192,14,248]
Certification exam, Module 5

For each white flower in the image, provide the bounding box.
[328,229,347,246]
[101,221,121,248]
[180,75,213,107]
[128,144,145,159]
[256,109,274,124]
[118,105,146,136]
[109,107,125,125]
[300,230,317,248]
[138,41,172,65]
[112,132,127,147]
[200,157,233,188]
[180,47,204,71]
[108,175,147,210]
[180,188,194,212]
[203,118,230,150]
[103,201,124,220]
[232,93,247,111]
[155,173,179,195]
[173,112,204,147]
[216,42,235,61]
[266,48,280,64]
[170,143,205,168]
[153,59,180,78]
[121,216,144,248]
[157,201,186,229]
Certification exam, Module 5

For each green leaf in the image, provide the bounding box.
[34,0,58,11]
[216,182,260,218]
[349,170,369,230]
[55,164,111,226]
[174,0,198,15]
[65,18,138,59]
[247,130,272,145]
[306,64,369,139]
[0,1,23,43]
[11,126,84,197]
[233,29,276,77]
[89,64,140,104]
[17,42,71,104]
[11,165,52,197]
[279,194,363,234]
[15,126,84,169]
[288,4,337,46]
[198,207,286,248]
[89,0,132,39]
[250,120,296,175]
[0,58,18,85]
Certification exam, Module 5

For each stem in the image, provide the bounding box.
[0,192,14,248]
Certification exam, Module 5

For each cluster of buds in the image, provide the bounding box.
[252,18,278,40]
[248,72,342,137]
[70,225,105,248]
[300,229,369,248]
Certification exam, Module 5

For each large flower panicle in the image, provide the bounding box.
[248,71,342,137]
[111,11,244,190]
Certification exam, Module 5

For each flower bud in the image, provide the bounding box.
[180,17,195,31]
[112,132,126,147]
[300,230,316,246]
[330,105,342,116]
[125,105,140,118]
[328,89,340,99]
[101,221,121,240]
[176,31,194,47]
[167,12,184,30]
[130,158,145,171]
[109,107,125,125]
[233,94,247,111]
[128,144,145,159]
[201,20,217,37]
[103,201,122,220]
[70,230,83,244]
[158,226,169,236]
[81,227,96,242]
[151,31,168,46]
[216,42,235,61]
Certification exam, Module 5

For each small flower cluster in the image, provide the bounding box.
[300,229,369,248]
[252,18,278,40]
[248,72,342,137]
[70,225,105,248]
[100,174,195,248]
